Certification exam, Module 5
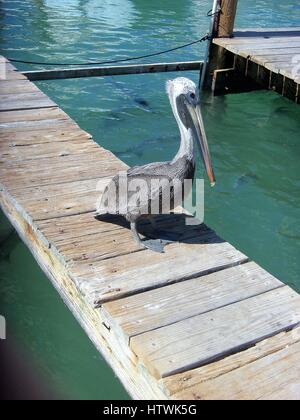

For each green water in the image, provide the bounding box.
[0,0,300,399]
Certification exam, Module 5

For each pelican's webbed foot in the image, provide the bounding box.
[142,238,165,253]
[130,222,165,253]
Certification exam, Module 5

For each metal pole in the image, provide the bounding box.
[199,0,220,91]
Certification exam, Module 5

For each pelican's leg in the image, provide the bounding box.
[131,222,144,247]
[130,221,165,253]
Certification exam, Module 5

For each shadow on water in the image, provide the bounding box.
[108,78,151,111]
[0,231,19,262]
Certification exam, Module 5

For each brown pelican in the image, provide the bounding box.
[96,77,215,252]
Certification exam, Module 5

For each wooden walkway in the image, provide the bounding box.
[1,56,300,400]
[212,28,300,102]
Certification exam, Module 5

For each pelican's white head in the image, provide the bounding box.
[166,77,198,103]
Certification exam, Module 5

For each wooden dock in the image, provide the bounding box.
[210,28,300,102]
[1,56,300,400]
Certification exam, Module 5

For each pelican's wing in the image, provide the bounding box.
[127,161,173,178]
[96,162,177,216]
[127,162,175,214]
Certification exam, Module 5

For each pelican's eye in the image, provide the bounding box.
[187,92,197,104]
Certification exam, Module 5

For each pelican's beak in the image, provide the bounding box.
[187,101,216,186]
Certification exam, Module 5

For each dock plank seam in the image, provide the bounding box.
[122,284,286,342]
[74,256,251,307]
[130,287,300,378]
[164,328,300,399]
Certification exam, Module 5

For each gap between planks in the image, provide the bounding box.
[71,236,249,307]
[130,286,300,379]
[162,327,300,400]
[101,262,284,344]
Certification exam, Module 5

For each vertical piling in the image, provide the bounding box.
[216,0,238,38]
[204,0,238,89]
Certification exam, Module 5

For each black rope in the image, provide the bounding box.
[7,35,210,67]
[207,9,219,17]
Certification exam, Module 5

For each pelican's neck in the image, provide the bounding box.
[169,94,194,163]
[172,129,194,163]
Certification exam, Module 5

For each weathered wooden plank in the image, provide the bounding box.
[244,47,300,56]
[8,178,110,222]
[265,61,294,73]
[51,215,209,265]
[0,60,19,78]
[171,339,300,400]
[0,141,117,164]
[228,44,300,56]
[3,68,27,80]
[0,92,53,102]
[102,262,283,341]
[0,97,56,111]
[0,107,68,124]
[0,127,92,146]
[260,55,298,64]
[0,79,40,94]
[36,211,184,246]
[59,226,143,263]
[36,205,122,242]
[245,60,298,86]
[0,60,26,80]
[214,37,300,47]
[0,142,124,192]
[233,28,300,35]
[12,177,110,201]
[0,159,124,190]
[0,92,56,111]
[163,327,300,399]
[280,65,299,78]
[242,51,300,80]
[0,119,77,135]
[244,55,297,69]
[71,227,248,306]
[0,140,101,162]
[21,187,100,221]
[131,287,300,378]
[223,49,300,76]
[22,61,203,81]
[214,42,300,65]
[0,147,124,172]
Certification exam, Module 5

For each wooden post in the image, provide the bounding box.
[216,0,238,38]
[204,0,238,89]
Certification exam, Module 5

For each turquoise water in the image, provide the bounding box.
[0,0,300,399]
